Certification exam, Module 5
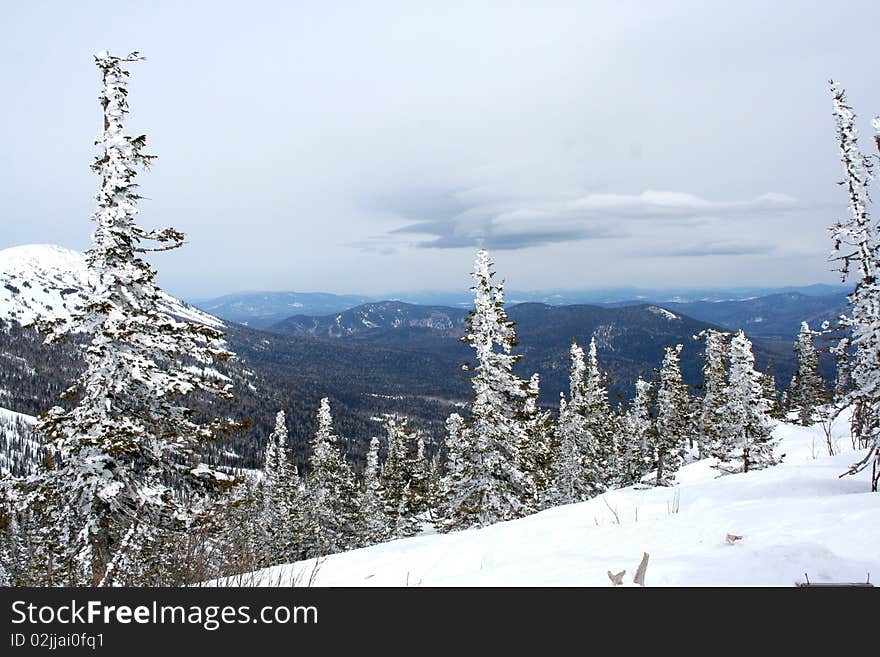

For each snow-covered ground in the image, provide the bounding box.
[230,411,879,587]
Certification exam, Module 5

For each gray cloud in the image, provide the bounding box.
[369,188,796,252]
[565,191,796,220]
[394,220,623,250]
[660,241,778,257]
[365,186,475,225]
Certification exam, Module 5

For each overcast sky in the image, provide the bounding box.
[1,1,878,298]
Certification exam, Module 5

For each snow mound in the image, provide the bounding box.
[0,243,222,329]
[229,412,879,587]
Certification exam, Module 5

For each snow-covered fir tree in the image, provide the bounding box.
[828,82,880,491]
[833,347,853,405]
[261,417,280,491]
[0,525,15,586]
[425,451,444,522]
[259,410,305,566]
[437,249,536,531]
[696,329,730,458]
[520,373,554,508]
[0,498,34,586]
[23,51,239,586]
[440,412,465,477]
[779,388,790,415]
[357,436,389,546]
[792,322,825,426]
[550,341,604,503]
[381,417,422,539]
[714,331,781,474]
[408,432,432,518]
[548,395,580,505]
[432,413,463,523]
[220,475,263,575]
[787,373,799,415]
[653,344,690,485]
[582,338,620,486]
[618,377,655,486]
[304,397,359,556]
[761,360,783,420]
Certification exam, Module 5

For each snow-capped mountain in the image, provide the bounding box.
[0,244,223,329]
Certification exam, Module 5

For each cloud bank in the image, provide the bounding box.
[367,188,797,254]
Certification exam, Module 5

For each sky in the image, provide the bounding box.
[1,0,878,299]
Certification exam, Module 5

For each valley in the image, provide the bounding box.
[0,245,844,473]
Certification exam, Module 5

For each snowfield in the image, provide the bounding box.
[228,412,879,587]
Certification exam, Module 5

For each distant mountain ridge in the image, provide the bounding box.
[660,292,850,338]
[271,301,469,338]
[189,291,374,328]
[193,284,852,330]
[267,299,816,404]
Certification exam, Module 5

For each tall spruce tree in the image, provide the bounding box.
[256,416,279,566]
[714,331,781,474]
[381,417,422,539]
[520,373,554,508]
[550,341,603,503]
[829,83,880,490]
[357,436,389,546]
[583,339,620,486]
[549,395,582,504]
[619,378,655,486]
[696,329,730,458]
[653,344,689,485]
[761,360,783,420]
[25,51,239,586]
[833,348,853,405]
[437,250,535,531]
[259,410,305,566]
[409,432,432,518]
[441,413,465,475]
[304,398,359,556]
[425,452,443,522]
[0,496,35,586]
[221,475,263,576]
[792,322,825,426]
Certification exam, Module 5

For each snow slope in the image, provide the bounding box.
[0,244,222,329]
[231,412,879,586]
